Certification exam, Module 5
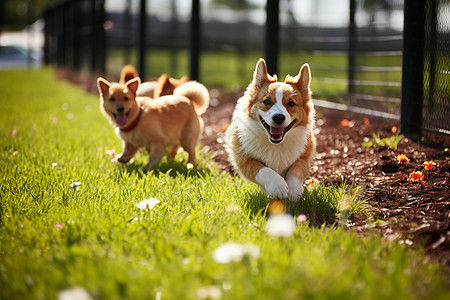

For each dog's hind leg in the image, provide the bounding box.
[180,139,196,165]
[180,119,201,165]
[142,144,166,173]
[167,143,180,160]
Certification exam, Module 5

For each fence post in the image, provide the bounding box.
[190,0,200,81]
[138,0,147,80]
[43,9,51,65]
[401,0,426,140]
[348,0,356,97]
[265,0,279,75]
[72,0,81,70]
[124,0,132,65]
[91,0,106,73]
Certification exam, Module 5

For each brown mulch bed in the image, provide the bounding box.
[201,88,450,267]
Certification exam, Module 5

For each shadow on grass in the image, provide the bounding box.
[240,183,365,228]
[115,156,212,179]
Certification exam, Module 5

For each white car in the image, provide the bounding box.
[0,45,42,69]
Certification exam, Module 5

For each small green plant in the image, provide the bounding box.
[363,132,403,149]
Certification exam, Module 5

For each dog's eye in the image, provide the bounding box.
[124,97,129,101]
[110,97,115,102]
[263,98,272,106]
[287,101,296,107]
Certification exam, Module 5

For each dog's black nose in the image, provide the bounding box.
[117,105,124,113]
[272,114,285,125]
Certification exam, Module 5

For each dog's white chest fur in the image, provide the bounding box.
[234,113,309,176]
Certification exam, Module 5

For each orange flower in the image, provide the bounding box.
[268,200,286,216]
[363,117,370,125]
[397,154,410,162]
[408,171,424,183]
[341,119,349,127]
[391,126,398,133]
[305,177,320,185]
[424,161,436,170]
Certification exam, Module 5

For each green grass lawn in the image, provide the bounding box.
[1,69,448,299]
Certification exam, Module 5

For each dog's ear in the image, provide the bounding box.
[253,58,277,86]
[125,77,141,95]
[154,74,170,97]
[97,77,110,96]
[120,64,139,84]
[294,63,311,92]
[253,58,268,86]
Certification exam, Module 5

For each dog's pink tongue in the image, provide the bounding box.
[270,126,284,141]
[270,127,284,134]
[116,115,127,127]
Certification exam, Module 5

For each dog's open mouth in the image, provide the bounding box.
[260,116,296,144]
[112,111,131,127]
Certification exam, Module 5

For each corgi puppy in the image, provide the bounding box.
[97,76,210,173]
[226,58,316,201]
[119,65,188,98]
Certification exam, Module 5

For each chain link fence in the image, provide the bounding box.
[422,0,450,136]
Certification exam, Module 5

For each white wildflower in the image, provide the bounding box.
[213,242,260,264]
[241,243,261,259]
[265,214,296,238]
[136,198,161,210]
[196,285,222,300]
[70,181,81,190]
[58,286,93,300]
[213,242,242,264]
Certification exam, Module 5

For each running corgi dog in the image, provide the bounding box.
[97,76,209,173]
[226,58,316,201]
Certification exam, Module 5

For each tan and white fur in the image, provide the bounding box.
[97,77,209,173]
[226,58,316,201]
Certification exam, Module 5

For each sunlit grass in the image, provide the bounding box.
[0,69,448,299]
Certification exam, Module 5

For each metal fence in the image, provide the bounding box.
[278,0,404,119]
[44,0,106,74]
[401,0,450,141]
[43,0,449,143]
[422,0,450,137]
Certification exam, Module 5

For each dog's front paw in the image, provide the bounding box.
[255,167,289,199]
[286,176,304,202]
[117,154,131,164]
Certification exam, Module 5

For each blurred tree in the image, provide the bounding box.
[1,0,58,30]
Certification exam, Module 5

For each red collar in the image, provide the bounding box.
[120,108,142,132]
